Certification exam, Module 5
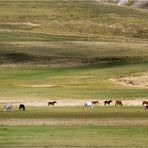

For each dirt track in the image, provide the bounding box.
[1,118,148,126]
[0,99,146,107]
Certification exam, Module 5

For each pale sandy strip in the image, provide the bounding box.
[0,118,148,126]
[0,99,146,107]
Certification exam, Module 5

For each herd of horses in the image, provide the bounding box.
[47,100,124,108]
[84,100,148,109]
[2,100,148,112]
[84,100,123,109]
[3,104,25,112]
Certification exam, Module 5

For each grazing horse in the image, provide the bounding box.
[4,104,12,112]
[142,101,148,106]
[104,100,112,106]
[91,101,99,105]
[19,104,25,111]
[115,100,123,106]
[144,105,148,110]
[83,101,93,109]
[48,101,57,106]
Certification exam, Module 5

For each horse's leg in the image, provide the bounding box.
[144,106,147,111]
[83,105,86,109]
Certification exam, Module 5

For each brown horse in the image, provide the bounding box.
[91,101,99,105]
[115,100,123,106]
[104,100,112,106]
[142,101,148,106]
[48,101,57,106]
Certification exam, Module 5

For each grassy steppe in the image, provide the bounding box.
[0,40,148,65]
[0,0,147,38]
[0,0,147,63]
[0,106,147,119]
[0,106,147,147]
[0,0,147,65]
[0,62,148,99]
[0,1,147,147]
[0,125,148,147]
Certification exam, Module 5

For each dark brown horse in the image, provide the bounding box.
[115,100,123,106]
[48,101,57,106]
[142,101,148,106]
[144,105,148,110]
[91,101,99,105]
[104,100,112,106]
[19,104,25,111]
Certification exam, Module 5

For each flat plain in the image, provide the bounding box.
[0,0,148,147]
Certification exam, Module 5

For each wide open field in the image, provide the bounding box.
[0,0,147,100]
[0,125,148,147]
[0,106,148,147]
[0,1,148,147]
[0,62,148,100]
[0,106,148,125]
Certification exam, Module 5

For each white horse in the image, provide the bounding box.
[4,104,12,112]
[83,101,93,109]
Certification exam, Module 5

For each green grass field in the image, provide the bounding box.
[0,125,148,147]
[0,106,147,119]
[0,1,148,147]
[0,106,148,147]
[0,62,148,99]
[0,1,147,100]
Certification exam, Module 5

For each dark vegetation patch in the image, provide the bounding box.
[0,52,37,63]
[0,52,146,65]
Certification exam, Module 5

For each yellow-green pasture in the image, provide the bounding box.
[0,62,148,99]
[0,106,147,119]
[0,0,147,39]
[0,125,148,147]
[0,106,148,147]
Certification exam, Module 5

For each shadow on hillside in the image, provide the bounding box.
[0,52,147,67]
[1,53,36,63]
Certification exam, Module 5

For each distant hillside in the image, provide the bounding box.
[0,0,147,39]
[98,0,148,9]
[0,0,147,66]
[130,0,148,9]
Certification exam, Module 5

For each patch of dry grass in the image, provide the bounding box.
[114,72,148,88]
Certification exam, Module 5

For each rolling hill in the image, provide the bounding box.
[98,0,148,9]
[0,0,147,99]
[0,0,147,66]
